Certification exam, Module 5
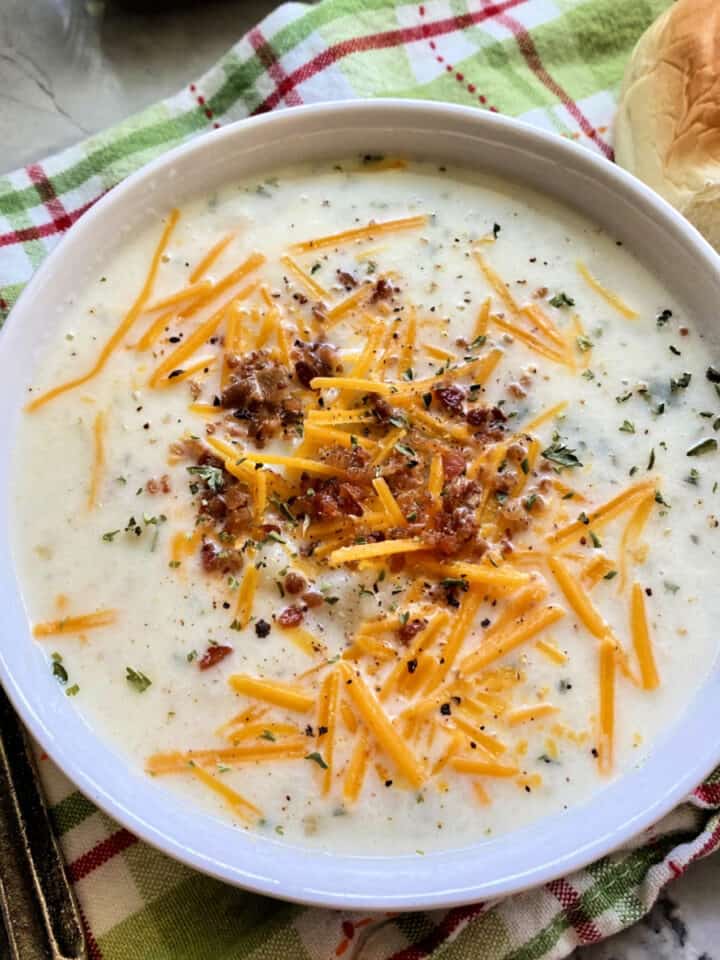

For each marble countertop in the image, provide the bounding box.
[1,1,718,956]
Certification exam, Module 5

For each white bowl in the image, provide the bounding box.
[2,101,720,911]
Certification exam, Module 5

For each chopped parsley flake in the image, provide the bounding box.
[549,292,575,308]
[52,660,68,684]
[670,372,692,392]
[687,438,718,457]
[541,443,582,469]
[575,335,593,353]
[187,464,224,492]
[305,751,328,769]
[126,667,152,693]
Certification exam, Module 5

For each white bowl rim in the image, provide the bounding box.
[2,99,720,911]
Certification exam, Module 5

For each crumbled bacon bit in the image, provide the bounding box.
[320,444,373,482]
[198,645,233,670]
[370,277,393,302]
[398,617,427,645]
[200,539,244,575]
[284,571,307,595]
[292,340,340,389]
[506,441,528,463]
[336,269,357,290]
[302,590,324,609]
[277,605,305,628]
[466,405,507,440]
[368,394,395,424]
[507,381,527,399]
[441,449,467,481]
[170,437,205,460]
[145,474,171,494]
[312,303,328,324]
[220,350,296,445]
[434,384,465,416]
[295,476,366,521]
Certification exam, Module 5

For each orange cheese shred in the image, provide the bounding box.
[618,492,655,590]
[309,375,392,396]
[397,308,417,374]
[577,261,639,320]
[147,300,227,388]
[630,582,660,691]
[372,476,406,526]
[146,739,308,773]
[229,674,314,713]
[343,729,370,804]
[228,721,300,743]
[380,609,449,700]
[460,605,566,675]
[394,349,503,396]
[280,254,330,300]
[326,283,373,324]
[318,669,340,794]
[490,313,572,366]
[474,297,491,339]
[535,638,568,665]
[33,609,117,637]
[547,556,608,639]
[505,703,559,726]
[330,539,426,566]
[155,355,217,388]
[27,209,180,411]
[520,303,567,350]
[547,480,655,548]
[87,410,106,510]
[522,401,568,435]
[427,587,483,691]
[290,215,427,254]
[189,765,262,822]
[338,662,425,788]
[144,279,214,314]
[189,232,236,282]
[449,757,519,778]
[235,565,258,629]
[172,251,266,327]
[428,452,444,506]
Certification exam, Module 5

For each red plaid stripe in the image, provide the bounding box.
[546,877,603,944]
[251,0,527,113]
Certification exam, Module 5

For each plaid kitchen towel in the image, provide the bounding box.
[5,0,720,957]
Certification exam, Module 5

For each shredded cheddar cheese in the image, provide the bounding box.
[289,214,427,253]
[87,410,106,511]
[577,261,639,320]
[33,610,117,637]
[27,209,180,411]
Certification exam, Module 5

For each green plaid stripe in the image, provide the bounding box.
[9,0,720,957]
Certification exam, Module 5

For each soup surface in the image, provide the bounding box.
[12,158,720,854]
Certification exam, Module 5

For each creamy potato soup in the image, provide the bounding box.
[12,157,720,854]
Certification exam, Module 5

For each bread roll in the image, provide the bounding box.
[615,0,720,249]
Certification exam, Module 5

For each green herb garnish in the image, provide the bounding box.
[126,667,152,693]
[305,752,328,769]
[541,443,582,469]
[687,438,718,457]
